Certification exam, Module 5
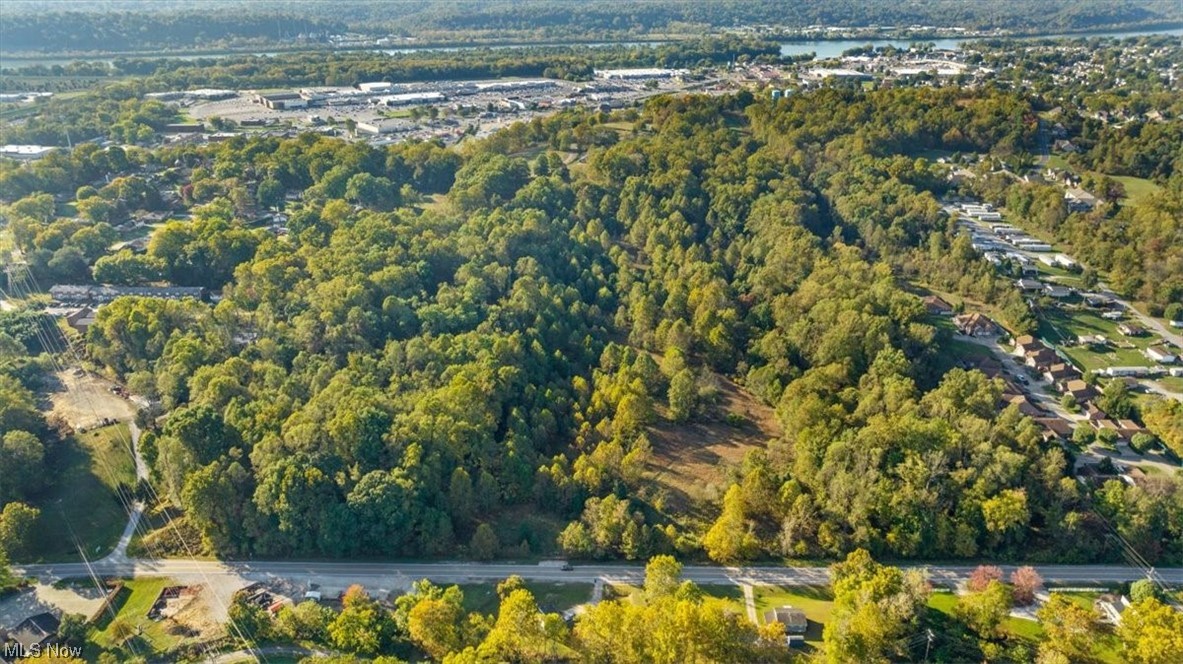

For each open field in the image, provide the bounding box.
[1043,155,1160,205]
[1110,175,1160,204]
[29,423,135,562]
[644,373,781,522]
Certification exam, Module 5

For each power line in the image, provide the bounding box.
[2,256,267,662]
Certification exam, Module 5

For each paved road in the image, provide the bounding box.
[1099,286,1183,350]
[14,559,1181,587]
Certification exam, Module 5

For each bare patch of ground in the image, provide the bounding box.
[47,369,136,429]
[645,374,781,521]
[167,585,226,643]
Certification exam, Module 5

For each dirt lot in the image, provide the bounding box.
[47,369,137,429]
[645,374,782,521]
[166,585,226,643]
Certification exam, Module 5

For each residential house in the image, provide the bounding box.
[1016,278,1044,292]
[922,295,954,316]
[1145,347,1178,364]
[1085,402,1108,421]
[1066,380,1098,403]
[1084,294,1113,308]
[1116,323,1146,337]
[1095,595,1130,625]
[763,607,808,635]
[1034,416,1074,441]
[1004,393,1043,417]
[1025,347,1059,372]
[1014,335,1044,355]
[1065,188,1098,212]
[64,307,96,334]
[1044,284,1073,298]
[953,312,999,337]
[1044,362,1081,387]
[764,606,808,646]
[1116,420,1148,439]
[975,357,1003,379]
[2,612,60,659]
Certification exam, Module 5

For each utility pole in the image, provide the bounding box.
[923,628,934,663]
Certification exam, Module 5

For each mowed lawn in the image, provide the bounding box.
[1037,308,1158,370]
[753,585,834,650]
[31,423,136,562]
[459,582,592,615]
[605,582,745,610]
[1111,175,1160,204]
[89,577,182,654]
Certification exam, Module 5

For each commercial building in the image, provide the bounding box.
[0,145,56,161]
[594,68,687,80]
[358,82,395,93]
[355,122,403,135]
[254,92,308,110]
[374,92,446,107]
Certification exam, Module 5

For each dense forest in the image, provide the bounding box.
[1,0,1179,55]
[5,84,1179,569]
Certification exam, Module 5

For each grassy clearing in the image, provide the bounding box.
[88,578,181,654]
[28,423,135,562]
[1037,307,1157,370]
[1111,175,1160,204]
[458,582,591,615]
[644,371,781,524]
[1152,376,1183,393]
[752,585,833,650]
[601,121,637,133]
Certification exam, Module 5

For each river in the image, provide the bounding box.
[780,26,1183,59]
[2,28,1180,69]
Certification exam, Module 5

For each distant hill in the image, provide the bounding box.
[1,0,1180,55]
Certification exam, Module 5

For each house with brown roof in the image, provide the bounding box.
[1116,420,1148,438]
[1066,380,1098,402]
[1004,393,1044,417]
[1044,362,1081,387]
[1085,402,1108,420]
[2,612,60,660]
[923,295,954,316]
[975,357,1003,378]
[954,312,999,337]
[1014,335,1047,356]
[1025,347,1059,372]
[1034,416,1074,441]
